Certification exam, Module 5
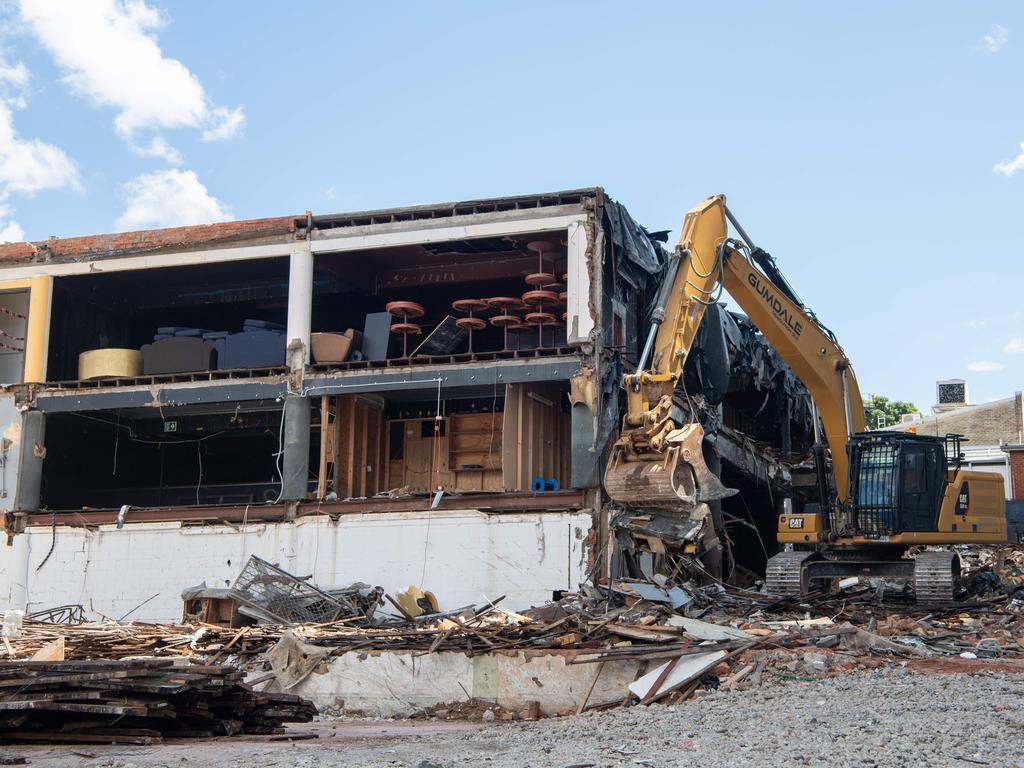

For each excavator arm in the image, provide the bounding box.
[605,193,865,513]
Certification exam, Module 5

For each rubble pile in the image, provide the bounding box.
[3,546,1022,719]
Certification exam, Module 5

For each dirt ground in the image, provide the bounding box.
[6,666,1023,768]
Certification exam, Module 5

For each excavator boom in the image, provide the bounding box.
[605,193,862,510]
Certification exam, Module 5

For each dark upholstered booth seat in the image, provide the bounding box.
[141,337,217,374]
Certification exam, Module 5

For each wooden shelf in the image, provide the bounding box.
[446,412,503,491]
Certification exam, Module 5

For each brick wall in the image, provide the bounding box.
[898,393,1024,446]
[0,215,301,265]
[1009,450,1024,501]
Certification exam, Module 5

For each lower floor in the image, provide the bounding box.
[0,509,592,621]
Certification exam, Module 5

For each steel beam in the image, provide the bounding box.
[33,380,289,414]
[19,490,586,527]
[302,357,581,397]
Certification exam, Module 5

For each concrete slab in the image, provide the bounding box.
[282,649,640,717]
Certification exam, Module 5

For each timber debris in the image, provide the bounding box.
[0,660,315,745]
[2,545,1022,728]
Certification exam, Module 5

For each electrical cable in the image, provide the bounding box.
[35,511,56,572]
[420,377,443,588]
[487,375,498,470]
[66,412,226,445]
[735,493,770,563]
[195,441,203,506]
[272,400,288,503]
[112,411,120,476]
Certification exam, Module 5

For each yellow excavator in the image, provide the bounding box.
[604,194,1006,603]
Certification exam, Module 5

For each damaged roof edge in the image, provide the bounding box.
[0,215,302,267]
[309,187,602,230]
[0,188,606,268]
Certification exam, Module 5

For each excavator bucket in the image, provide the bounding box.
[604,423,737,509]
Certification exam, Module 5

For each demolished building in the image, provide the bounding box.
[0,189,816,620]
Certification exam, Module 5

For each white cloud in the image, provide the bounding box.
[116,169,231,231]
[129,135,183,165]
[0,57,29,109]
[0,51,80,242]
[0,199,25,242]
[994,143,1024,176]
[0,218,25,243]
[0,103,81,195]
[1004,337,1024,354]
[967,360,1005,373]
[201,106,244,142]
[966,319,987,329]
[19,0,245,146]
[981,25,1009,54]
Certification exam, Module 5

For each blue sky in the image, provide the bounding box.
[0,2,1022,412]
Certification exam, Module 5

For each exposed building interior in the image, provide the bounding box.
[0,189,820,590]
[8,195,592,531]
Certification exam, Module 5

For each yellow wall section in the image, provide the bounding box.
[0,277,51,383]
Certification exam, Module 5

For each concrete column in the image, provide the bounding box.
[570,402,599,489]
[286,243,314,376]
[281,242,313,501]
[280,395,311,501]
[15,410,45,512]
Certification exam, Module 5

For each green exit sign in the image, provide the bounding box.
[164,421,178,433]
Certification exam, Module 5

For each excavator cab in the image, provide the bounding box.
[771,431,1006,602]
[846,433,949,536]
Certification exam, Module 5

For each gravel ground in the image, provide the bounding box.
[11,669,1024,768]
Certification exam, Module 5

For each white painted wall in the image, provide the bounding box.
[0,509,590,622]
[566,219,593,344]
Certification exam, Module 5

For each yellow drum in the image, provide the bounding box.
[78,348,143,380]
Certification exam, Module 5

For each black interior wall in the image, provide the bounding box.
[719,468,779,583]
[42,405,293,510]
[48,259,290,381]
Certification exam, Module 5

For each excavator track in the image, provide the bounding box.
[765,551,817,597]
[913,550,961,605]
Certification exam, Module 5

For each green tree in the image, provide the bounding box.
[864,395,919,430]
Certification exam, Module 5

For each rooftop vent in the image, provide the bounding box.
[934,379,968,413]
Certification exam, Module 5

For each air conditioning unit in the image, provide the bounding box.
[934,379,968,413]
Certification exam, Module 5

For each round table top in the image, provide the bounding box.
[455,317,487,330]
[486,296,527,310]
[522,289,559,306]
[390,322,422,335]
[385,300,425,318]
[558,291,568,303]
[489,313,522,327]
[451,298,489,313]
[524,272,557,287]
[524,311,557,326]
